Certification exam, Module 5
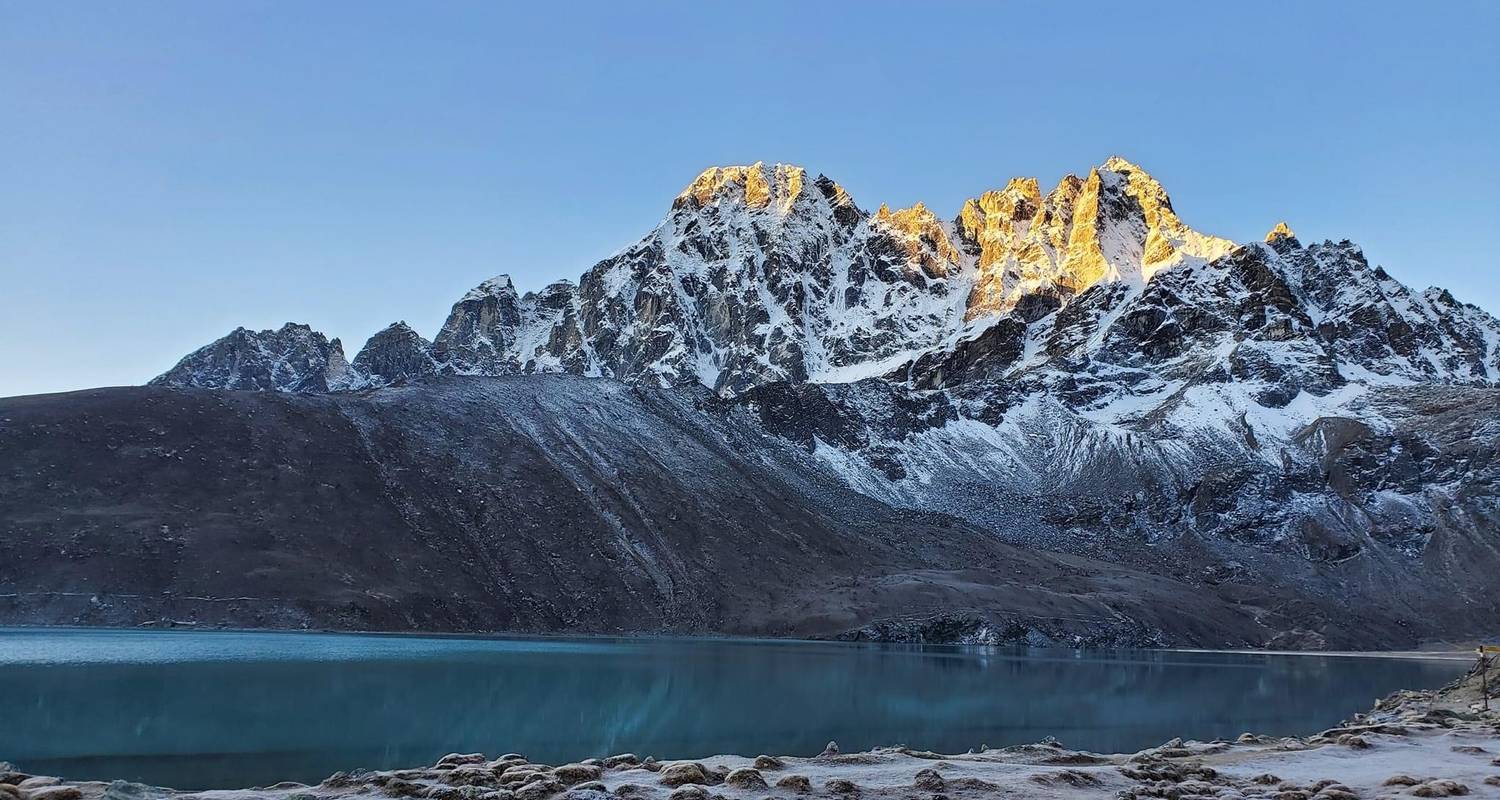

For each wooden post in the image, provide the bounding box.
[1485,653,1491,712]
[1480,648,1493,712]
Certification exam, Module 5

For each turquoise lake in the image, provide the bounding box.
[0,628,1467,790]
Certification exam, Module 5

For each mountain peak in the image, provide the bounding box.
[351,321,436,388]
[875,200,933,220]
[151,322,353,392]
[962,178,1043,226]
[1001,176,1043,201]
[381,320,421,335]
[461,274,516,301]
[1100,155,1147,174]
[675,162,812,213]
[1266,221,1297,243]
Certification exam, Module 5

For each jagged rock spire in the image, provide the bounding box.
[430,274,524,374]
[351,321,437,388]
[673,162,819,216]
[959,157,1233,319]
[151,323,354,392]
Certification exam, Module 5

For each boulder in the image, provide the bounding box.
[913,769,944,791]
[384,779,428,798]
[657,763,707,788]
[751,755,783,771]
[551,765,602,787]
[438,754,489,770]
[722,768,766,789]
[28,789,82,800]
[444,766,498,787]
[1411,781,1471,798]
[514,778,565,800]
[775,774,812,793]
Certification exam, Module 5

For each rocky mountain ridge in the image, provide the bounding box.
[153,158,1500,399]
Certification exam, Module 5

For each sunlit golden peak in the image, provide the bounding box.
[1100,155,1147,174]
[1266,221,1297,243]
[1051,174,1086,196]
[1002,176,1043,199]
[872,201,959,278]
[970,178,1042,218]
[677,162,810,211]
[875,201,939,227]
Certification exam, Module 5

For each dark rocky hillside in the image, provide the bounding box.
[0,377,1276,647]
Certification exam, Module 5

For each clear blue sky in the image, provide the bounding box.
[2,1,1497,396]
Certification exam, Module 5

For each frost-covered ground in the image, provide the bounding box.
[7,663,1500,800]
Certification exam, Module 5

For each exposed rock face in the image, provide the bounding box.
[564,163,972,393]
[430,275,526,376]
[959,158,1234,320]
[403,275,593,379]
[350,322,438,388]
[1269,235,1500,385]
[150,323,355,392]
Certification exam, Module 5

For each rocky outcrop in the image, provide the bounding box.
[958,158,1234,319]
[150,323,355,392]
[350,322,437,388]
[429,275,526,376]
[562,163,973,393]
[1270,235,1500,385]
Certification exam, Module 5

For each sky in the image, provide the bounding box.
[2,1,1498,397]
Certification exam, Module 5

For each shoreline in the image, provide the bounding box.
[0,625,1478,663]
[1167,647,1477,662]
[4,664,1499,799]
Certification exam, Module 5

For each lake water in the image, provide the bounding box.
[0,628,1466,790]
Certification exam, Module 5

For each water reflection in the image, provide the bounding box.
[0,629,1464,790]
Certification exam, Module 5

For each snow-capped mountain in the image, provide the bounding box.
[21,157,1500,647]
[155,157,1500,400]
